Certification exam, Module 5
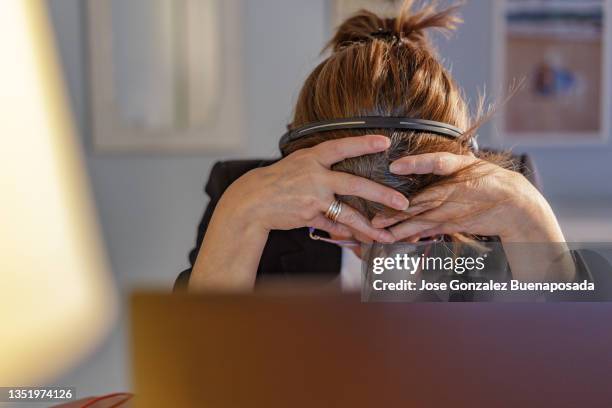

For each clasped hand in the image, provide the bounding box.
[220,136,564,244]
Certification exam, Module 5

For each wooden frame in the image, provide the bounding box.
[86,0,245,153]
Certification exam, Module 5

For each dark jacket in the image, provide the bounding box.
[174,154,542,291]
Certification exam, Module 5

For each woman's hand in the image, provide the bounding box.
[371,152,565,243]
[372,152,573,283]
[190,135,407,291]
[220,135,407,243]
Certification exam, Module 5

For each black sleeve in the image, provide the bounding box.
[517,153,542,192]
[544,249,612,301]
[173,160,274,291]
[570,249,612,301]
[173,162,231,291]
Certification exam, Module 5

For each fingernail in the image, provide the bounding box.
[390,161,412,174]
[374,137,391,149]
[392,195,410,210]
[389,163,403,173]
[379,231,396,244]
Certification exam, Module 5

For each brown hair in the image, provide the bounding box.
[284,0,512,227]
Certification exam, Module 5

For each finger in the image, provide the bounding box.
[390,152,478,176]
[313,135,390,168]
[395,235,422,243]
[335,203,396,243]
[411,223,463,240]
[388,206,453,239]
[393,184,458,221]
[370,183,457,227]
[389,207,464,241]
[329,172,409,211]
[389,218,441,241]
[371,212,411,228]
[371,195,446,229]
[408,185,451,207]
[370,204,434,229]
[349,229,374,245]
[310,215,352,238]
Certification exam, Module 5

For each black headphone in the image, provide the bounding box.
[279,117,478,156]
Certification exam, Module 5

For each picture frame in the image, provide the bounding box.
[86,0,245,153]
[491,0,611,146]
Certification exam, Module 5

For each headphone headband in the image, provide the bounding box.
[279,117,478,155]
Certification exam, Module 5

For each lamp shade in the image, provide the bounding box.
[0,0,117,385]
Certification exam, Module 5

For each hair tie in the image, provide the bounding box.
[370,28,399,43]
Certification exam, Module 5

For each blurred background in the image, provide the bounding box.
[36,0,612,398]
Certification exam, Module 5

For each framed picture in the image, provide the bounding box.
[87,0,245,153]
[331,0,400,28]
[492,0,611,145]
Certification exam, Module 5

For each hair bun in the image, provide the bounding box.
[327,0,462,53]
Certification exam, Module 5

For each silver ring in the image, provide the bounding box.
[325,199,342,223]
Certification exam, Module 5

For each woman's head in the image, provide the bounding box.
[290,0,468,133]
[283,0,509,226]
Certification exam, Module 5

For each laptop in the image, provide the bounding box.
[130,292,612,407]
